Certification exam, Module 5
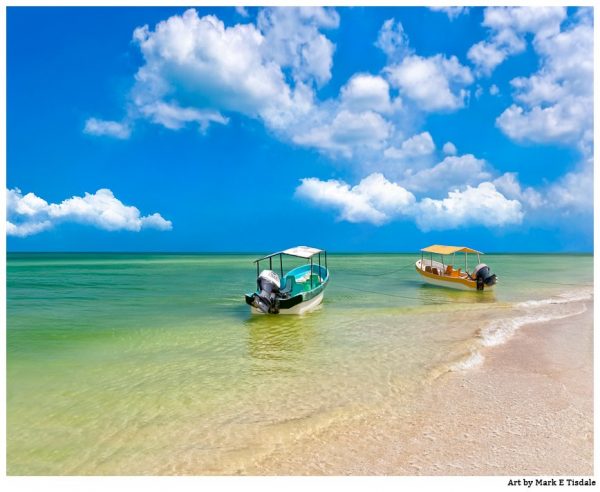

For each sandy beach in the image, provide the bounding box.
[243,300,593,475]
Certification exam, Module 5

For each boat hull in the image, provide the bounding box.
[415,262,495,291]
[249,291,324,315]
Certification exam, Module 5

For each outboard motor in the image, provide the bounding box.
[472,263,497,291]
[251,270,281,314]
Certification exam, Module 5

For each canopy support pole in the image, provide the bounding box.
[280,254,283,279]
[310,257,313,288]
[318,253,321,279]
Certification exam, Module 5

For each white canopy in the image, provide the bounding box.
[280,246,323,258]
[255,245,324,262]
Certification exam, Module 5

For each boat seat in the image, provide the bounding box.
[445,265,453,275]
[425,266,432,273]
[280,275,297,294]
[431,267,439,275]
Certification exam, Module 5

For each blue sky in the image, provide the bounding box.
[6,6,593,252]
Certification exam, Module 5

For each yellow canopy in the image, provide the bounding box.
[421,245,482,255]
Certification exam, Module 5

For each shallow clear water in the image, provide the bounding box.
[6,253,593,474]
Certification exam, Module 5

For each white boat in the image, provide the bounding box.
[245,246,330,314]
[416,244,497,291]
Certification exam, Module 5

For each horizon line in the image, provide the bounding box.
[5,250,594,255]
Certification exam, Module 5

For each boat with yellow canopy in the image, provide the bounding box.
[416,245,497,291]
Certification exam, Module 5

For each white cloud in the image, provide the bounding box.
[84,118,131,139]
[257,7,339,87]
[293,110,391,158]
[235,7,249,18]
[295,173,415,225]
[489,84,499,96]
[385,54,473,112]
[468,7,567,75]
[131,9,312,133]
[7,188,172,237]
[495,13,593,149]
[139,101,229,132]
[384,132,435,160]
[545,162,593,215]
[7,219,54,238]
[85,6,347,154]
[496,103,588,145]
[493,158,592,221]
[429,7,469,20]
[442,142,457,155]
[340,73,398,114]
[467,40,510,76]
[493,172,544,210]
[375,18,411,60]
[296,174,522,231]
[415,182,523,231]
[401,154,492,194]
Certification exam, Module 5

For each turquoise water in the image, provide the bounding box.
[6,253,593,474]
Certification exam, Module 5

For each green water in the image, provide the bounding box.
[6,253,593,474]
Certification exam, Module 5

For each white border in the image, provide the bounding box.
[1,1,597,491]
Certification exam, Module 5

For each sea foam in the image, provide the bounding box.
[450,289,591,372]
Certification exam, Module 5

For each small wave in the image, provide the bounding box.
[449,351,484,372]
[445,291,591,377]
[516,290,592,309]
[481,301,588,348]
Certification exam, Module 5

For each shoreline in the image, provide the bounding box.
[389,298,594,475]
[243,299,593,475]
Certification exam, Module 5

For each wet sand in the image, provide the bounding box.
[242,300,593,475]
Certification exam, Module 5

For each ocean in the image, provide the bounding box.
[6,253,593,475]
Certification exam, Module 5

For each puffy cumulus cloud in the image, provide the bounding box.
[385,54,473,112]
[87,7,356,157]
[493,173,541,208]
[489,84,500,96]
[496,12,593,150]
[493,158,592,223]
[415,183,523,231]
[442,141,457,155]
[401,154,493,194]
[340,73,399,114]
[545,162,593,215]
[429,7,469,20]
[7,219,53,238]
[296,174,522,231]
[7,188,172,237]
[467,7,566,75]
[375,18,411,60]
[293,110,392,159]
[496,103,588,145]
[384,132,435,161]
[131,9,314,133]
[295,173,415,225]
[84,118,131,139]
[257,7,339,87]
[467,42,507,77]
